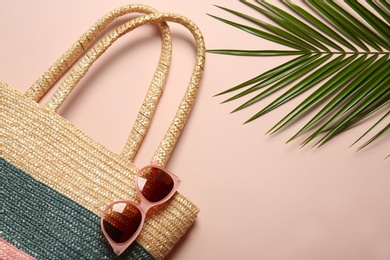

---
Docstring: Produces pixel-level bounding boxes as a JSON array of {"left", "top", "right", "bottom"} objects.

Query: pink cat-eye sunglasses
[{"left": 101, "top": 161, "right": 181, "bottom": 256}]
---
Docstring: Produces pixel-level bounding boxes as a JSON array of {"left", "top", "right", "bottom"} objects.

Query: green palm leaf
[
  {"left": 284, "top": 0, "right": 357, "bottom": 51},
  {"left": 208, "top": 0, "right": 390, "bottom": 155},
  {"left": 355, "top": 110, "right": 390, "bottom": 151},
  {"left": 214, "top": 54, "right": 312, "bottom": 96},
  {"left": 226, "top": 54, "right": 321, "bottom": 104}
]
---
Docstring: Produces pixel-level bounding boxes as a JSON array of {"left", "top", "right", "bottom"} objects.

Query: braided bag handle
[
  {"left": 24, "top": 5, "right": 172, "bottom": 162},
  {"left": 25, "top": 4, "right": 167, "bottom": 102},
  {"left": 43, "top": 11, "right": 205, "bottom": 167}
]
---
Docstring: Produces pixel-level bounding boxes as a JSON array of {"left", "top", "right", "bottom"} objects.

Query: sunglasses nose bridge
[{"left": 138, "top": 198, "right": 153, "bottom": 213}]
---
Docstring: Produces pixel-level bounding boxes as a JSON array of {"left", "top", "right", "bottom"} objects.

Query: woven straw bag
[{"left": 0, "top": 4, "right": 205, "bottom": 260}]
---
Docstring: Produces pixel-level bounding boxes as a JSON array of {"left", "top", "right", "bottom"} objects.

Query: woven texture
[
  {"left": 0, "top": 238, "right": 36, "bottom": 260},
  {"left": 0, "top": 4, "right": 205, "bottom": 260},
  {"left": 0, "top": 158, "right": 154, "bottom": 260}
]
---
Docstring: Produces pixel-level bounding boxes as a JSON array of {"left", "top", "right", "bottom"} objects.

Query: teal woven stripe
[{"left": 0, "top": 157, "right": 155, "bottom": 260}]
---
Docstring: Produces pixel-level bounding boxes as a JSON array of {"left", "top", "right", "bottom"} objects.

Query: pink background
[{"left": 1, "top": 1, "right": 390, "bottom": 259}]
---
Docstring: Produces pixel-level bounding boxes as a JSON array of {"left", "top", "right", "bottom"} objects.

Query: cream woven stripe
[
  {"left": 1, "top": 83, "right": 199, "bottom": 260},
  {"left": 24, "top": 5, "right": 173, "bottom": 163},
  {"left": 45, "top": 12, "right": 206, "bottom": 167}
]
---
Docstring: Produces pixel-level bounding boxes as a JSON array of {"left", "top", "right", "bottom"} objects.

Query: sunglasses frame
[{"left": 101, "top": 162, "right": 181, "bottom": 256}]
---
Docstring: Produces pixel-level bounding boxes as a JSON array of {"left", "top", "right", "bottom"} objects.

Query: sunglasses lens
[
  {"left": 102, "top": 202, "right": 142, "bottom": 243},
  {"left": 138, "top": 167, "right": 174, "bottom": 203}
]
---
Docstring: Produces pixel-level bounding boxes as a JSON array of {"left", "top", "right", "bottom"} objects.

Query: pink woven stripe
[{"left": 0, "top": 238, "right": 35, "bottom": 260}]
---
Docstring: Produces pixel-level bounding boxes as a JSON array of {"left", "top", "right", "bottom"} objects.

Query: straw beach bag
[{"left": 0, "top": 4, "right": 205, "bottom": 259}]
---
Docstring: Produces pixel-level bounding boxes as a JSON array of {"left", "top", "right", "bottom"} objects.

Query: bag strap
[
  {"left": 24, "top": 4, "right": 168, "bottom": 102},
  {"left": 43, "top": 12, "right": 205, "bottom": 167},
  {"left": 23, "top": 5, "right": 173, "bottom": 163}
]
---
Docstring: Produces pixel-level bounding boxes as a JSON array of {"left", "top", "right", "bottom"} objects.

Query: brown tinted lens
[
  {"left": 102, "top": 202, "right": 142, "bottom": 244},
  {"left": 138, "top": 167, "right": 174, "bottom": 203}
]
